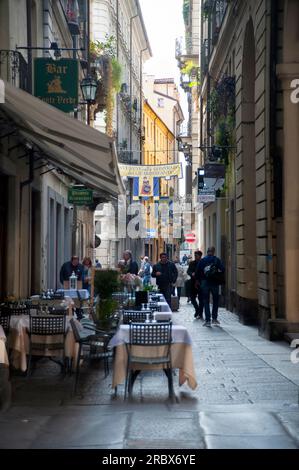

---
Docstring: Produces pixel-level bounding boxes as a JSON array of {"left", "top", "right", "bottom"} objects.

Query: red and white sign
[{"left": 185, "top": 232, "right": 197, "bottom": 244}]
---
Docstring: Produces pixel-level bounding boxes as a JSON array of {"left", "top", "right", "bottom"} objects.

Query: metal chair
[
  {"left": 27, "top": 315, "right": 67, "bottom": 376},
  {"left": 70, "top": 318, "right": 112, "bottom": 394},
  {"left": 124, "top": 321, "right": 174, "bottom": 399},
  {"left": 148, "top": 303, "right": 162, "bottom": 312},
  {"left": 0, "top": 312, "right": 11, "bottom": 336},
  {"left": 47, "top": 307, "right": 68, "bottom": 316},
  {"left": 3, "top": 305, "right": 28, "bottom": 316},
  {"left": 122, "top": 310, "right": 152, "bottom": 324}
]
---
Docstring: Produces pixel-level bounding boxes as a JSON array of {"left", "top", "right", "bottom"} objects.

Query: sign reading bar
[
  {"left": 198, "top": 190, "right": 216, "bottom": 204},
  {"left": 119, "top": 163, "right": 183, "bottom": 179},
  {"left": 34, "top": 58, "right": 78, "bottom": 112},
  {"left": 68, "top": 188, "right": 93, "bottom": 206}
]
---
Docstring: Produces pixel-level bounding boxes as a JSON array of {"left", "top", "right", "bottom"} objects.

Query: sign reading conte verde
[
  {"left": 34, "top": 58, "right": 78, "bottom": 112},
  {"left": 68, "top": 188, "right": 93, "bottom": 206}
]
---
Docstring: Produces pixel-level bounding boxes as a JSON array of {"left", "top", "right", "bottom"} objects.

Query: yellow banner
[{"left": 119, "top": 163, "right": 182, "bottom": 178}]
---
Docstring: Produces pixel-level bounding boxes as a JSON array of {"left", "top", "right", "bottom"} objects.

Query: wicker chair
[
  {"left": 27, "top": 315, "right": 67, "bottom": 376},
  {"left": 124, "top": 321, "right": 173, "bottom": 399}
]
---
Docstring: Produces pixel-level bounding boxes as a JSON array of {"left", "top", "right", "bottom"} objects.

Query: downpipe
[{"left": 265, "top": 0, "right": 276, "bottom": 321}]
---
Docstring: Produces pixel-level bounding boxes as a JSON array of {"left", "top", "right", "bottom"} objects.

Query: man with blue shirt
[{"left": 195, "top": 247, "right": 225, "bottom": 327}]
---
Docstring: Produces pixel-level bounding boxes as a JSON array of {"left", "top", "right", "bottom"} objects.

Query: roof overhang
[{"left": 0, "top": 81, "right": 125, "bottom": 200}]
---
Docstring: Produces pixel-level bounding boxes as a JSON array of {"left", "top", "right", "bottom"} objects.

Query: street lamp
[{"left": 80, "top": 75, "right": 98, "bottom": 125}]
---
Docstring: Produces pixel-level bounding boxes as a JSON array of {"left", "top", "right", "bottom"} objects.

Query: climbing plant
[
  {"left": 209, "top": 75, "right": 236, "bottom": 165},
  {"left": 90, "top": 35, "right": 122, "bottom": 135}
]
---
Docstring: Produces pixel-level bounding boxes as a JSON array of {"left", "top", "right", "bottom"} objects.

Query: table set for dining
[
  {"left": 0, "top": 291, "right": 198, "bottom": 398},
  {"left": 107, "top": 293, "right": 198, "bottom": 395}
]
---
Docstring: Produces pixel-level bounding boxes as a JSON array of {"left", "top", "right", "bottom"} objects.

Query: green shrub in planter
[
  {"left": 94, "top": 269, "right": 121, "bottom": 327},
  {"left": 94, "top": 269, "right": 121, "bottom": 299}
]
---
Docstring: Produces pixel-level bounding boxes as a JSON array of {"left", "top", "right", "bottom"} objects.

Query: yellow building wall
[{"left": 142, "top": 102, "right": 177, "bottom": 262}]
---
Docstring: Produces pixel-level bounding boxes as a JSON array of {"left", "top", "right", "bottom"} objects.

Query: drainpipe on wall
[
  {"left": 26, "top": 0, "right": 33, "bottom": 94},
  {"left": 266, "top": 0, "right": 276, "bottom": 320},
  {"left": 19, "top": 149, "right": 35, "bottom": 297}
]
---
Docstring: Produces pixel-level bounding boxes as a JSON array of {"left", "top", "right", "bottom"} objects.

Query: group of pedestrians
[
  {"left": 59, "top": 248, "right": 224, "bottom": 326},
  {"left": 186, "top": 247, "right": 225, "bottom": 327}
]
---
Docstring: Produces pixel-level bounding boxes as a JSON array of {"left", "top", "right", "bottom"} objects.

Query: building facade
[
  {"left": 199, "top": 0, "right": 299, "bottom": 339},
  {"left": 0, "top": 0, "right": 123, "bottom": 298},
  {"left": 177, "top": 0, "right": 202, "bottom": 253},
  {"left": 91, "top": 0, "right": 152, "bottom": 266}
]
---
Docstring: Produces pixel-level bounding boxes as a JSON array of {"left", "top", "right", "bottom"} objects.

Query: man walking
[
  {"left": 195, "top": 247, "right": 225, "bottom": 327},
  {"left": 152, "top": 253, "right": 178, "bottom": 306},
  {"left": 187, "top": 250, "right": 204, "bottom": 319}
]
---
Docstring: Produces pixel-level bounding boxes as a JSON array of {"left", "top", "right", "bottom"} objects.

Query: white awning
[{"left": 0, "top": 81, "right": 125, "bottom": 199}]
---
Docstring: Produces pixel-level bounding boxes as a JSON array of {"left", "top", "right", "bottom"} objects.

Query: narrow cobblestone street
[{"left": 1, "top": 301, "right": 299, "bottom": 449}]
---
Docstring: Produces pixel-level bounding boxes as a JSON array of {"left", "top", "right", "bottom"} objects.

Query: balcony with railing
[
  {"left": 201, "top": 0, "right": 229, "bottom": 75},
  {"left": 0, "top": 50, "right": 30, "bottom": 92}
]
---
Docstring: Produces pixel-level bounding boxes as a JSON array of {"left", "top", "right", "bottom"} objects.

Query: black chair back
[
  {"left": 129, "top": 321, "right": 172, "bottom": 346},
  {"left": 29, "top": 315, "right": 66, "bottom": 336},
  {"left": 123, "top": 310, "right": 152, "bottom": 324},
  {"left": 148, "top": 302, "right": 162, "bottom": 312},
  {"left": 70, "top": 318, "right": 81, "bottom": 342}
]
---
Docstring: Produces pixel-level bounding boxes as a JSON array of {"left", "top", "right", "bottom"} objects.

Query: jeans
[
  {"left": 159, "top": 285, "right": 172, "bottom": 307},
  {"left": 143, "top": 276, "right": 151, "bottom": 286},
  {"left": 201, "top": 280, "right": 219, "bottom": 322},
  {"left": 190, "top": 287, "right": 204, "bottom": 317},
  {"left": 172, "top": 286, "right": 182, "bottom": 301}
]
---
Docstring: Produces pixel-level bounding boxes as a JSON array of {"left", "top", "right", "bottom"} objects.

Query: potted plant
[{"left": 94, "top": 269, "right": 120, "bottom": 327}]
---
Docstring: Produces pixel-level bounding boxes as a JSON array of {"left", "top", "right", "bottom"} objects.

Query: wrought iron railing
[{"left": 0, "top": 50, "right": 30, "bottom": 92}]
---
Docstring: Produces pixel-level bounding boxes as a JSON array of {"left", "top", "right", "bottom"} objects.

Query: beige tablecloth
[
  {"left": 8, "top": 315, "right": 78, "bottom": 372},
  {"left": 0, "top": 326, "right": 9, "bottom": 367},
  {"left": 110, "top": 325, "right": 197, "bottom": 390}
]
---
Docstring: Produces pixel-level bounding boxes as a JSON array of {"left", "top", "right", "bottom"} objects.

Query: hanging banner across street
[{"left": 119, "top": 163, "right": 183, "bottom": 179}]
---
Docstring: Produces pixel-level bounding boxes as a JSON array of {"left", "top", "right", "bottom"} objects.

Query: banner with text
[{"left": 119, "top": 163, "right": 183, "bottom": 179}]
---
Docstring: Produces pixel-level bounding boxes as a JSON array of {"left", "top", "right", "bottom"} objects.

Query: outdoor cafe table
[
  {"left": 109, "top": 324, "right": 197, "bottom": 391},
  {"left": 0, "top": 325, "right": 9, "bottom": 367},
  {"left": 31, "top": 295, "right": 74, "bottom": 316},
  {"left": 7, "top": 315, "right": 78, "bottom": 372}
]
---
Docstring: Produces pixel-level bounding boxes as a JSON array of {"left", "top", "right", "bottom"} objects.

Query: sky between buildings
[{"left": 139, "top": 0, "right": 187, "bottom": 195}]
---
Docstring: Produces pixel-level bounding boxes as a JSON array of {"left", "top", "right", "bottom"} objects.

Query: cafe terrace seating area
[{"left": 0, "top": 289, "right": 197, "bottom": 405}]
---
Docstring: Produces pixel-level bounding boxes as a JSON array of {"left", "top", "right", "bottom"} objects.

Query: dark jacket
[
  {"left": 125, "top": 260, "right": 139, "bottom": 275},
  {"left": 60, "top": 261, "right": 84, "bottom": 285},
  {"left": 152, "top": 261, "right": 178, "bottom": 288},
  {"left": 187, "top": 260, "right": 199, "bottom": 284},
  {"left": 187, "top": 259, "right": 200, "bottom": 294},
  {"left": 195, "top": 255, "right": 224, "bottom": 284}
]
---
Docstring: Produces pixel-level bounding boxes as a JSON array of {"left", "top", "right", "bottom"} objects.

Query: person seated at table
[
  {"left": 60, "top": 256, "right": 84, "bottom": 287},
  {"left": 152, "top": 253, "right": 178, "bottom": 307},
  {"left": 82, "top": 257, "right": 93, "bottom": 293}
]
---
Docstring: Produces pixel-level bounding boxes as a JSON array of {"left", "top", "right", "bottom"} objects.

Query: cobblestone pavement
[{"left": 1, "top": 301, "right": 299, "bottom": 449}]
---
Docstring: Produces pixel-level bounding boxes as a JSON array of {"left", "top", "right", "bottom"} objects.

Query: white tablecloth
[
  {"left": 56, "top": 289, "right": 90, "bottom": 300},
  {"left": 8, "top": 315, "right": 78, "bottom": 372},
  {"left": 109, "top": 324, "right": 192, "bottom": 348},
  {"left": 109, "top": 324, "right": 197, "bottom": 390}
]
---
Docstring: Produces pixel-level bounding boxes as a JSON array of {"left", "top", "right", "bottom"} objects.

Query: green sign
[
  {"left": 34, "top": 58, "right": 78, "bottom": 112},
  {"left": 68, "top": 188, "right": 93, "bottom": 206}
]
